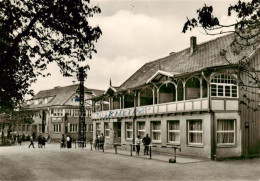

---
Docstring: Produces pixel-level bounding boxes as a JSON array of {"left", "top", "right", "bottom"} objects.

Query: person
[
  {"left": 99, "top": 133, "right": 105, "bottom": 150},
  {"left": 17, "top": 134, "right": 22, "bottom": 145},
  {"left": 61, "top": 134, "right": 65, "bottom": 148},
  {"left": 42, "top": 136, "right": 46, "bottom": 148},
  {"left": 135, "top": 135, "right": 142, "bottom": 155},
  {"left": 38, "top": 135, "right": 42, "bottom": 148},
  {"left": 94, "top": 135, "right": 99, "bottom": 150},
  {"left": 66, "top": 135, "right": 71, "bottom": 149},
  {"left": 142, "top": 133, "right": 151, "bottom": 155},
  {"left": 28, "top": 136, "right": 34, "bottom": 148}
]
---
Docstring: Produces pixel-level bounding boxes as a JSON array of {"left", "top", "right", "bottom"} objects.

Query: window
[
  {"left": 85, "top": 124, "right": 88, "bottom": 132},
  {"left": 27, "top": 125, "right": 30, "bottom": 131},
  {"left": 89, "top": 124, "right": 93, "bottom": 132},
  {"left": 53, "top": 124, "right": 61, "bottom": 133},
  {"left": 168, "top": 121, "right": 180, "bottom": 144},
  {"left": 70, "top": 124, "right": 78, "bottom": 132},
  {"left": 38, "top": 125, "right": 42, "bottom": 133},
  {"left": 137, "top": 122, "right": 145, "bottom": 139},
  {"left": 125, "top": 122, "right": 133, "bottom": 139},
  {"left": 22, "top": 125, "right": 25, "bottom": 131},
  {"left": 86, "top": 109, "right": 92, "bottom": 117},
  {"left": 96, "top": 123, "right": 101, "bottom": 135},
  {"left": 53, "top": 109, "right": 63, "bottom": 116},
  {"left": 217, "top": 119, "right": 235, "bottom": 145},
  {"left": 65, "top": 109, "right": 80, "bottom": 117},
  {"left": 188, "top": 120, "right": 203, "bottom": 145},
  {"left": 211, "top": 74, "right": 238, "bottom": 97},
  {"left": 105, "top": 123, "right": 110, "bottom": 138},
  {"left": 151, "top": 121, "right": 161, "bottom": 142}
]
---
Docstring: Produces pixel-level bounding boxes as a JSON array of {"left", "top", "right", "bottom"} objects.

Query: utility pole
[
  {"left": 132, "top": 93, "right": 137, "bottom": 151},
  {"left": 77, "top": 67, "right": 86, "bottom": 147}
]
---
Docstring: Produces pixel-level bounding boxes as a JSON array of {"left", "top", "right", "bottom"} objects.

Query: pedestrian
[
  {"left": 61, "top": 134, "right": 65, "bottom": 148},
  {"left": 99, "top": 133, "right": 105, "bottom": 150},
  {"left": 18, "top": 134, "right": 22, "bottom": 145},
  {"left": 135, "top": 135, "right": 142, "bottom": 155},
  {"left": 94, "top": 135, "right": 99, "bottom": 150},
  {"left": 38, "top": 135, "right": 42, "bottom": 148},
  {"left": 42, "top": 136, "right": 46, "bottom": 148},
  {"left": 142, "top": 133, "right": 151, "bottom": 155},
  {"left": 28, "top": 136, "right": 35, "bottom": 148},
  {"left": 66, "top": 135, "right": 71, "bottom": 149}
]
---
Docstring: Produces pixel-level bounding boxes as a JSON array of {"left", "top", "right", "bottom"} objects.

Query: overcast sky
[{"left": 30, "top": 0, "right": 239, "bottom": 94}]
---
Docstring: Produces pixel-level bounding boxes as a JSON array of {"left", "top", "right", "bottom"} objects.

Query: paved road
[{"left": 0, "top": 142, "right": 259, "bottom": 181}]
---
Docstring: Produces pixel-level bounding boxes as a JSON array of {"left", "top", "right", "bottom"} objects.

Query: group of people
[
  {"left": 94, "top": 133, "right": 105, "bottom": 150},
  {"left": 135, "top": 133, "right": 151, "bottom": 155},
  {"left": 61, "top": 134, "right": 72, "bottom": 148},
  {"left": 28, "top": 135, "right": 48, "bottom": 148}
]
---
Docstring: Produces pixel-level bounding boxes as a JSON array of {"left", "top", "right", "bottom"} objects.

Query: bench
[
  {"left": 74, "top": 141, "right": 86, "bottom": 148},
  {"left": 161, "top": 145, "right": 181, "bottom": 163},
  {"left": 113, "top": 143, "right": 126, "bottom": 154}
]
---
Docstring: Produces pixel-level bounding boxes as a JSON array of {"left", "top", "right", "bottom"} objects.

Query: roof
[
  {"left": 27, "top": 84, "right": 104, "bottom": 109},
  {"left": 120, "top": 33, "right": 255, "bottom": 89}
]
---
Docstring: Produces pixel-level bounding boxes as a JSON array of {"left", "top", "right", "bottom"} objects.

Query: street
[{"left": 0, "top": 142, "right": 259, "bottom": 181}]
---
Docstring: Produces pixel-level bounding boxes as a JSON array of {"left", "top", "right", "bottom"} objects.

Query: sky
[{"left": 30, "top": 0, "right": 239, "bottom": 95}]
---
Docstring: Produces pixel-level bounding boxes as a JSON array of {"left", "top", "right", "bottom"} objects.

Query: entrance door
[{"left": 113, "top": 122, "right": 121, "bottom": 143}]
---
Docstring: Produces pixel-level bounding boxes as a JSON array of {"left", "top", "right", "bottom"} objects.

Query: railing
[{"left": 92, "top": 98, "right": 209, "bottom": 120}]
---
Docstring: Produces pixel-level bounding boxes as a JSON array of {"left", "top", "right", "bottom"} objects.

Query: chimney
[{"left": 190, "top": 36, "right": 197, "bottom": 54}]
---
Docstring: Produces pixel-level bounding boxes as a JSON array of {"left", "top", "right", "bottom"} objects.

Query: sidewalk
[{"left": 84, "top": 143, "right": 209, "bottom": 164}]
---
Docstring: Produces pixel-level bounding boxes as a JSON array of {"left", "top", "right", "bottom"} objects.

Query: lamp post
[
  {"left": 77, "top": 67, "right": 87, "bottom": 147},
  {"left": 132, "top": 93, "right": 137, "bottom": 151}
]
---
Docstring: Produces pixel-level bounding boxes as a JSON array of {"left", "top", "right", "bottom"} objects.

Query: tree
[
  {"left": 183, "top": 0, "right": 260, "bottom": 110},
  {"left": 0, "top": 0, "right": 102, "bottom": 113}
]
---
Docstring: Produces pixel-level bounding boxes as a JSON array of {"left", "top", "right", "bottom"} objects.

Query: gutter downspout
[{"left": 202, "top": 72, "right": 216, "bottom": 160}]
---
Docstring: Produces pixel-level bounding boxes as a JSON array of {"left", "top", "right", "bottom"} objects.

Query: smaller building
[{"left": 22, "top": 84, "right": 104, "bottom": 142}]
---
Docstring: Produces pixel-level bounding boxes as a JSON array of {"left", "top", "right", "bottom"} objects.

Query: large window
[
  {"left": 65, "top": 109, "right": 80, "bottom": 117},
  {"left": 96, "top": 123, "right": 101, "bottom": 135},
  {"left": 105, "top": 123, "right": 110, "bottom": 138},
  {"left": 53, "top": 124, "right": 61, "bottom": 133},
  {"left": 217, "top": 119, "right": 235, "bottom": 145},
  {"left": 125, "top": 122, "right": 133, "bottom": 139},
  {"left": 211, "top": 74, "right": 238, "bottom": 98},
  {"left": 168, "top": 121, "right": 180, "bottom": 144},
  {"left": 70, "top": 124, "right": 78, "bottom": 132},
  {"left": 53, "top": 109, "right": 63, "bottom": 116},
  {"left": 188, "top": 120, "right": 203, "bottom": 145},
  {"left": 137, "top": 122, "right": 145, "bottom": 139},
  {"left": 151, "top": 121, "right": 161, "bottom": 142}
]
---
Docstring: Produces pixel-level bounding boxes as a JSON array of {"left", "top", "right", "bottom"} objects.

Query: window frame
[
  {"left": 151, "top": 121, "right": 161, "bottom": 142},
  {"left": 187, "top": 120, "right": 203, "bottom": 146},
  {"left": 104, "top": 122, "right": 110, "bottom": 138},
  {"left": 168, "top": 120, "right": 180, "bottom": 144},
  {"left": 137, "top": 121, "right": 146, "bottom": 139},
  {"left": 53, "top": 123, "right": 61, "bottom": 133},
  {"left": 69, "top": 124, "right": 78, "bottom": 133},
  {"left": 96, "top": 123, "right": 101, "bottom": 135},
  {"left": 217, "top": 119, "right": 236, "bottom": 146},
  {"left": 125, "top": 122, "right": 133, "bottom": 140}
]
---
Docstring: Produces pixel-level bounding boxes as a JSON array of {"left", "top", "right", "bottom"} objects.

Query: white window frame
[
  {"left": 211, "top": 74, "right": 238, "bottom": 98},
  {"left": 104, "top": 123, "right": 110, "bottom": 138},
  {"left": 53, "top": 109, "right": 64, "bottom": 116},
  {"left": 69, "top": 124, "right": 78, "bottom": 133},
  {"left": 168, "top": 120, "right": 180, "bottom": 144},
  {"left": 188, "top": 120, "right": 203, "bottom": 146},
  {"left": 217, "top": 119, "right": 236, "bottom": 146},
  {"left": 125, "top": 122, "right": 133, "bottom": 140},
  {"left": 53, "top": 124, "right": 61, "bottom": 133},
  {"left": 137, "top": 121, "right": 145, "bottom": 139},
  {"left": 96, "top": 123, "right": 101, "bottom": 135},
  {"left": 151, "top": 121, "right": 161, "bottom": 142},
  {"left": 89, "top": 124, "right": 93, "bottom": 132}
]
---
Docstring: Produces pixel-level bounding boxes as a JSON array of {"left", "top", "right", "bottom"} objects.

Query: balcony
[{"left": 92, "top": 98, "right": 209, "bottom": 120}]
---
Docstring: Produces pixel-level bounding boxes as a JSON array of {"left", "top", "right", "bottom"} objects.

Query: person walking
[
  {"left": 135, "top": 135, "right": 142, "bottom": 155},
  {"left": 94, "top": 135, "right": 99, "bottom": 150},
  {"left": 28, "top": 136, "right": 34, "bottom": 148},
  {"left": 142, "top": 134, "right": 151, "bottom": 155},
  {"left": 99, "top": 133, "right": 105, "bottom": 150},
  {"left": 66, "top": 135, "right": 71, "bottom": 149},
  {"left": 61, "top": 134, "right": 65, "bottom": 148},
  {"left": 42, "top": 136, "right": 46, "bottom": 148},
  {"left": 38, "top": 135, "right": 42, "bottom": 148}
]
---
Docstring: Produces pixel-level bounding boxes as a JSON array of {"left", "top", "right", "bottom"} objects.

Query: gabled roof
[
  {"left": 120, "top": 33, "right": 255, "bottom": 89},
  {"left": 146, "top": 70, "right": 179, "bottom": 84},
  {"left": 26, "top": 84, "right": 104, "bottom": 109}
]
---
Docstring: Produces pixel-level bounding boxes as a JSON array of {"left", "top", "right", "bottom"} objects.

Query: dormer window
[{"left": 211, "top": 74, "right": 238, "bottom": 98}]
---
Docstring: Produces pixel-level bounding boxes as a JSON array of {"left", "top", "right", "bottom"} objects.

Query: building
[
  {"left": 22, "top": 84, "right": 104, "bottom": 142},
  {"left": 91, "top": 34, "right": 260, "bottom": 159}
]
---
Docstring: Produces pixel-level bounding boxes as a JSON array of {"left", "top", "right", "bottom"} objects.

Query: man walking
[
  {"left": 142, "top": 134, "right": 151, "bottom": 155},
  {"left": 99, "top": 133, "right": 105, "bottom": 150},
  {"left": 28, "top": 136, "right": 34, "bottom": 148}
]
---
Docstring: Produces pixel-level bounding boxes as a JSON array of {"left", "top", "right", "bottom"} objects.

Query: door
[{"left": 113, "top": 122, "right": 121, "bottom": 143}]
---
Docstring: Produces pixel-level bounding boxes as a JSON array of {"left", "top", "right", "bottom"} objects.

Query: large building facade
[
  {"left": 91, "top": 34, "right": 260, "bottom": 159},
  {"left": 22, "top": 84, "right": 103, "bottom": 142}
]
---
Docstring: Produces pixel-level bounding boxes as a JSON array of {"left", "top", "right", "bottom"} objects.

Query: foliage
[
  {"left": 183, "top": 0, "right": 260, "bottom": 110},
  {"left": 0, "top": 0, "right": 102, "bottom": 112}
]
